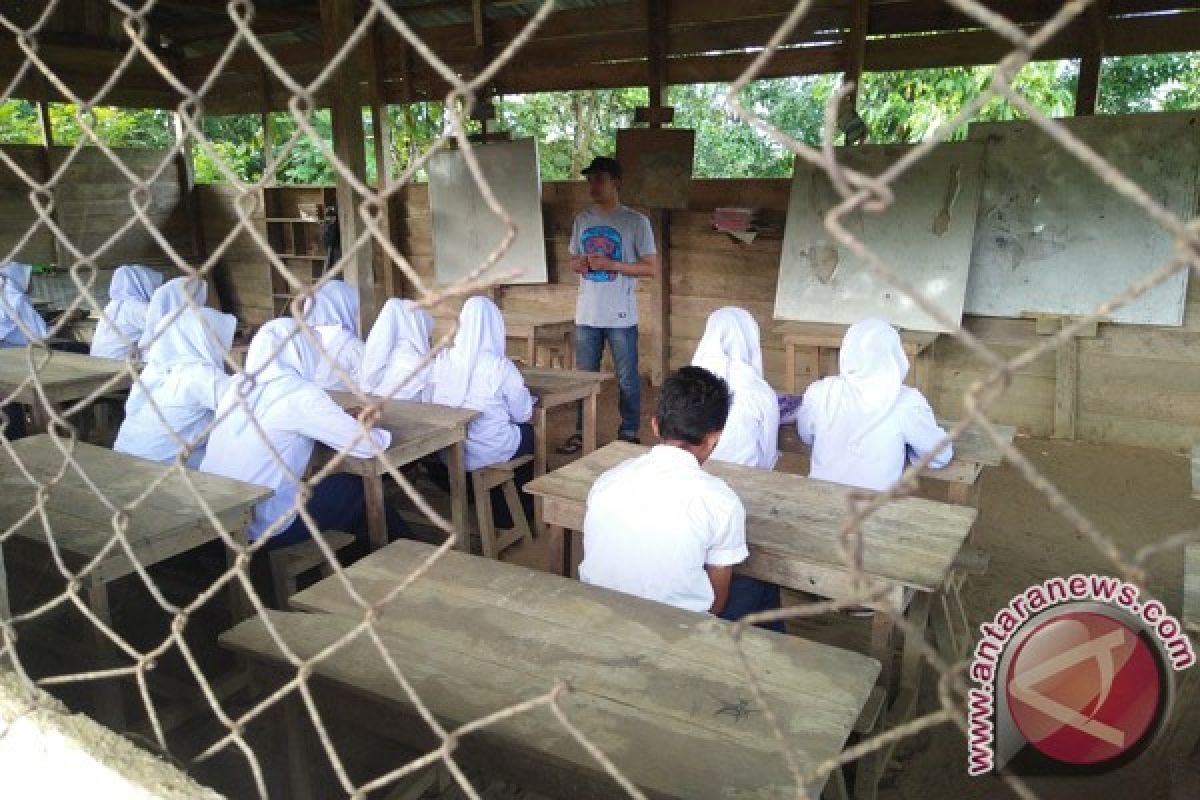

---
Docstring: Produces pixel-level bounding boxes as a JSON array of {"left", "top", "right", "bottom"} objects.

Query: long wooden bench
[{"left": 220, "top": 539, "right": 881, "bottom": 800}]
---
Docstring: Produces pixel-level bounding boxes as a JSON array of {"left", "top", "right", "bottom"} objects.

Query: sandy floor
[{"left": 8, "top": 377, "right": 1198, "bottom": 799}]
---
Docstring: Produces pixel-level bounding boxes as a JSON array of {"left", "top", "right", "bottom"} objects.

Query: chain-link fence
[{"left": 0, "top": 1, "right": 1197, "bottom": 799}]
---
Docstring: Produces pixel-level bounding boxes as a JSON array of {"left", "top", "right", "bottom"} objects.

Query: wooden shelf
[{"left": 266, "top": 217, "right": 320, "bottom": 223}]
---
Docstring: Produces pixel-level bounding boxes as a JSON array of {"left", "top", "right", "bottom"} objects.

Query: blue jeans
[{"left": 575, "top": 324, "right": 640, "bottom": 438}]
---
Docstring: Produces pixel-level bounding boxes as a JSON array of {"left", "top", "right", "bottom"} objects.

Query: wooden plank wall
[
  {"left": 0, "top": 144, "right": 192, "bottom": 271},
  {"left": 206, "top": 177, "right": 1198, "bottom": 453},
  {"left": 196, "top": 184, "right": 273, "bottom": 326}
]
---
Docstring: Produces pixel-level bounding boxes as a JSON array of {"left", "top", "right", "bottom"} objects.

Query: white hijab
[
  {"left": 823, "top": 318, "right": 910, "bottom": 446},
  {"left": 139, "top": 276, "right": 208, "bottom": 351},
  {"left": 691, "top": 307, "right": 764, "bottom": 391},
  {"left": 108, "top": 265, "right": 163, "bottom": 305},
  {"left": 127, "top": 306, "right": 236, "bottom": 416},
  {"left": 0, "top": 262, "right": 48, "bottom": 345},
  {"left": 360, "top": 298, "right": 434, "bottom": 397},
  {"left": 429, "top": 296, "right": 506, "bottom": 408},
  {"left": 216, "top": 318, "right": 319, "bottom": 436},
  {"left": 303, "top": 280, "right": 360, "bottom": 336}
]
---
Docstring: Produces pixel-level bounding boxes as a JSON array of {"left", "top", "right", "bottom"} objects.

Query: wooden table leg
[
  {"left": 86, "top": 581, "right": 126, "bottom": 731},
  {"left": 945, "top": 479, "right": 971, "bottom": 506},
  {"left": 546, "top": 524, "right": 570, "bottom": 577},
  {"left": 582, "top": 391, "right": 598, "bottom": 455},
  {"left": 447, "top": 441, "right": 469, "bottom": 551},
  {"left": 785, "top": 343, "right": 797, "bottom": 393},
  {"left": 527, "top": 330, "right": 538, "bottom": 368},
  {"left": 565, "top": 329, "right": 576, "bottom": 369},
  {"left": 0, "top": 543, "right": 8, "bottom": 620},
  {"left": 362, "top": 476, "right": 388, "bottom": 551},
  {"left": 533, "top": 406, "right": 548, "bottom": 539},
  {"left": 282, "top": 692, "right": 315, "bottom": 800},
  {"left": 914, "top": 343, "right": 934, "bottom": 396},
  {"left": 868, "top": 607, "right": 897, "bottom": 693},
  {"left": 813, "top": 346, "right": 827, "bottom": 382},
  {"left": 30, "top": 400, "right": 52, "bottom": 434}
]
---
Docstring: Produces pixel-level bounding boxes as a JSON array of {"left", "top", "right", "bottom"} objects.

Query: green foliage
[{"left": 2, "top": 53, "right": 1196, "bottom": 183}]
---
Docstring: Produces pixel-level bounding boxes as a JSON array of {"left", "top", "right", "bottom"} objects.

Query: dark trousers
[{"left": 719, "top": 574, "right": 785, "bottom": 633}]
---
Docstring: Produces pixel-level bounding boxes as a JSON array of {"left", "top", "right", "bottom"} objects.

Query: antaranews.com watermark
[{"left": 967, "top": 573, "right": 1194, "bottom": 776}]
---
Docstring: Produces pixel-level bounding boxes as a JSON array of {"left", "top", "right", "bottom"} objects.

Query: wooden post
[
  {"left": 36, "top": 99, "right": 68, "bottom": 271},
  {"left": 260, "top": 67, "right": 276, "bottom": 179},
  {"left": 320, "top": 0, "right": 378, "bottom": 328},
  {"left": 370, "top": 24, "right": 396, "bottom": 301},
  {"left": 1074, "top": 0, "right": 1108, "bottom": 116},
  {"left": 840, "top": 0, "right": 870, "bottom": 144},
  {"left": 172, "top": 113, "right": 211, "bottom": 295},
  {"left": 646, "top": 0, "right": 670, "bottom": 387}
]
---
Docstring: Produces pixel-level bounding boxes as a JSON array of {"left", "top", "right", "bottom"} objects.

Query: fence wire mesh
[{"left": 0, "top": 1, "right": 1196, "bottom": 799}]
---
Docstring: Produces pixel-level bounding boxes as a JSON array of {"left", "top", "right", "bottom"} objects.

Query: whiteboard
[
  {"left": 774, "top": 143, "right": 984, "bottom": 332},
  {"left": 428, "top": 138, "right": 548, "bottom": 286},
  {"left": 965, "top": 112, "right": 1198, "bottom": 326}
]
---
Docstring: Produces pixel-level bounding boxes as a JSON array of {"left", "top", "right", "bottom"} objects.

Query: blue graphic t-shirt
[{"left": 570, "top": 205, "right": 656, "bottom": 328}]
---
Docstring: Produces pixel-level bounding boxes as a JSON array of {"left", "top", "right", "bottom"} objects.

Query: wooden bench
[
  {"left": 220, "top": 539, "right": 881, "bottom": 800},
  {"left": 471, "top": 455, "right": 534, "bottom": 559},
  {"left": 267, "top": 531, "right": 356, "bottom": 609}
]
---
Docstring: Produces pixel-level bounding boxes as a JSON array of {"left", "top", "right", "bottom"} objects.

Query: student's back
[
  {"left": 304, "top": 280, "right": 364, "bottom": 391},
  {"left": 796, "top": 318, "right": 950, "bottom": 491},
  {"left": 360, "top": 298, "right": 434, "bottom": 401},
  {"left": 428, "top": 297, "right": 532, "bottom": 471},
  {"left": 580, "top": 443, "right": 745, "bottom": 612},
  {"left": 114, "top": 306, "right": 236, "bottom": 468},
  {"left": 90, "top": 265, "right": 163, "bottom": 360},
  {"left": 691, "top": 307, "right": 779, "bottom": 469}
]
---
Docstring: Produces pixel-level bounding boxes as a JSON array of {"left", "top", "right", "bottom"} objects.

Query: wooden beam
[
  {"left": 646, "top": 0, "right": 667, "bottom": 121},
  {"left": 370, "top": 23, "right": 397, "bottom": 302},
  {"left": 1074, "top": 0, "right": 1109, "bottom": 116},
  {"left": 844, "top": 0, "right": 869, "bottom": 102},
  {"left": 173, "top": 112, "right": 209, "bottom": 291},
  {"left": 35, "top": 99, "right": 68, "bottom": 271},
  {"left": 320, "top": 0, "right": 378, "bottom": 328}
]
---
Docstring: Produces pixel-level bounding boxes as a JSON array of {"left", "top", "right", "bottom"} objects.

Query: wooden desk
[
  {"left": 520, "top": 367, "right": 612, "bottom": 477},
  {"left": 0, "top": 434, "right": 269, "bottom": 727},
  {"left": 222, "top": 539, "right": 880, "bottom": 800},
  {"left": 777, "top": 321, "right": 939, "bottom": 396},
  {"left": 1184, "top": 545, "right": 1200, "bottom": 635},
  {"left": 0, "top": 348, "right": 134, "bottom": 432},
  {"left": 321, "top": 393, "right": 478, "bottom": 551},
  {"left": 503, "top": 310, "right": 575, "bottom": 368},
  {"left": 526, "top": 442, "right": 975, "bottom": 688},
  {"left": 927, "top": 418, "right": 1016, "bottom": 505}
]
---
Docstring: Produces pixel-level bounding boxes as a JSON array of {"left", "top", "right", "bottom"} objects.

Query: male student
[
  {"left": 557, "top": 156, "right": 658, "bottom": 454},
  {"left": 579, "top": 366, "right": 781, "bottom": 626}
]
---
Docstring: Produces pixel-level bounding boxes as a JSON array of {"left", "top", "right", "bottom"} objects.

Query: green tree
[
  {"left": 0, "top": 99, "right": 41, "bottom": 144},
  {"left": 1099, "top": 52, "right": 1200, "bottom": 113}
]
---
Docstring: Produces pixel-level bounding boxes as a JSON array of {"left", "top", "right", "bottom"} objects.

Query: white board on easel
[
  {"left": 774, "top": 142, "right": 985, "bottom": 333},
  {"left": 427, "top": 138, "right": 548, "bottom": 286}
]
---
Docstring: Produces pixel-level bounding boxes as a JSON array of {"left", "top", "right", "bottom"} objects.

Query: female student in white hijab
[
  {"left": 200, "top": 318, "right": 409, "bottom": 602},
  {"left": 0, "top": 262, "right": 51, "bottom": 439},
  {"left": 90, "top": 265, "right": 164, "bottom": 360},
  {"left": 426, "top": 296, "right": 535, "bottom": 528},
  {"left": 113, "top": 305, "right": 236, "bottom": 468},
  {"left": 138, "top": 275, "right": 208, "bottom": 353},
  {"left": 303, "top": 279, "right": 364, "bottom": 391},
  {"left": 795, "top": 317, "right": 952, "bottom": 492},
  {"left": 691, "top": 307, "right": 780, "bottom": 470},
  {"left": 360, "top": 298, "right": 434, "bottom": 401}
]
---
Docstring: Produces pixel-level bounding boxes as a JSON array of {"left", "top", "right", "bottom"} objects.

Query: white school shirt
[
  {"left": 114, "top": 364, "right": 231, "bottom": 468},
  {"left": 90, "top": 265, "right": 163, "bottom": 360},
  {"left": 311, "top": 325, "right": 364, "bottom": 391},
  {"left": 691, "top": 307, "right": 780, "bottom": 470},
  {"left": 432, "top": 357, "right": 532, "bottom": 471},
  {"left": 200, "top": 382, "right": 390, "bottom": 541},
  {"left": 579, "top": 445, "right": 749, "bottom": 614},
  {"left": 710, "top": 377, "right": 780, "bottom": 469},
  {"left": 796, "top": 382, "right": 952, "bottom": 491},
  {"left": 0, "top": 262, "right": 48, "bottom": 347}
]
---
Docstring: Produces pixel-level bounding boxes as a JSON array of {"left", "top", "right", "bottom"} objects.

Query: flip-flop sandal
[{"left": 555, "top": 433, "right": 583, "bottom": 455}]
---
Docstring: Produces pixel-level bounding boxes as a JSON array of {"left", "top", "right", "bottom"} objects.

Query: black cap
[{"left": 582, "top": 156, "right": 622, "bottom": 180}]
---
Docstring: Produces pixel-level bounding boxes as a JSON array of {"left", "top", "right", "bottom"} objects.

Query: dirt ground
[{"left": 9, "top": 377, "right": 1199, "bottom": 799}]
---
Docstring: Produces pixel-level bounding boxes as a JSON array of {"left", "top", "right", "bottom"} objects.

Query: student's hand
[
  {"left": 570, "top": 254, "right": 589, "bottom": 275},
  {"left": 586, "top": 253, "right": 618, "bottom": 274}
]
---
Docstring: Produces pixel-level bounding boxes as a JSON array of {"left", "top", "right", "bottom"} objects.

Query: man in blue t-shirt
[{"left": 557, "top": 156, "right": 659, "bottom": 453}]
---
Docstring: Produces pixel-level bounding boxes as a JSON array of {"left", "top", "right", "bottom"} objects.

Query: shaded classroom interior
[{"left": 0, "top": 1, "right": 1199, "bottom": 799}]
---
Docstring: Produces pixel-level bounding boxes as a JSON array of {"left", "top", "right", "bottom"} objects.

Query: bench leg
[
  {"left": 282, "top": 693, "right": 315, "bottom": 800},
  {"left": 474, "top": 475, "right": 497, "bottom": 559},
  {"left": 547, "top": 525, "right": 569, "bottom": 577},
  {"left": 501, "top": 480, "right": 533, "bottom": 547}
]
